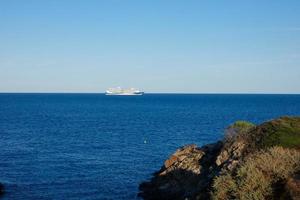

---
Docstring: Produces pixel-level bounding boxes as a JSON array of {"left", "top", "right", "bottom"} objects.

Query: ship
[{"left": 105, "top": 87, "right": 144, "bottom": 95}]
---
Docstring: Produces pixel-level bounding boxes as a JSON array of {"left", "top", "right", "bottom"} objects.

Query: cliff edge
[{"left": 139, "top": 116, "right": 300, "bottom": 200}]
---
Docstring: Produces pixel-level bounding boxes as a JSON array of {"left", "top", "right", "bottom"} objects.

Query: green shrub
[
  {"left": 259, "top": 117, "right": 300, "bottom": 148},
  {"left": 225, "top": 121, "right": 255, "bottom": 142},
  {"left": 231, "top": 121, "right": 255, "bottom": 129}
]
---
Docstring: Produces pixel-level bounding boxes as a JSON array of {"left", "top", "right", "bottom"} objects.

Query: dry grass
[
  {"left": 211, "top": 173, "right": 236, "bottom": 200},
  {"left": 212, "top": 146, "right": 300, "bottom": 200}
]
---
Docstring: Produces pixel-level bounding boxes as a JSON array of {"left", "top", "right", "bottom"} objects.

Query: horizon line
[{"left": 0, "top": 92, "right": 300, "bottom": 95}]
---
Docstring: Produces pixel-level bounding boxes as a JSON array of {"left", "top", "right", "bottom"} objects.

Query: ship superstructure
[{"left": 105, "top": 87, "right": 144, "bottom": 95}]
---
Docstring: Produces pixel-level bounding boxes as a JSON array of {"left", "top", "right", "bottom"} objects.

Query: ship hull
[{"left": 105, "top": 92, "right": 144, "bottom": 96}]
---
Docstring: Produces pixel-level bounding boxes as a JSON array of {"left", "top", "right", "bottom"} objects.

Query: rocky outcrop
[
  {"left": 139, "top": 116, "right": 300, "bottom": 200},
  {"left": 215, "top": 140, "right": 245, "bottom": 171},
  {"left": 139, "top": 143, "right": 222, "bottom": 200},
  {"left": 285, "top": 173, "right": 300, "bottom": 200},
  {"left": 162, "top": 144, "right": 204, "bottom": 174},
  {"left": 139, "top": 121, "right": 253, "bottom": 200}
]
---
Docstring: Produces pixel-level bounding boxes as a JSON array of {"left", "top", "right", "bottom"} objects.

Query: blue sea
[{"left": 0, "top": 94, "right": 300, "bottom": 200}]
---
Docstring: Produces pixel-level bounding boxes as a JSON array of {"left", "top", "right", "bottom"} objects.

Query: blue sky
[{"left": 0, "top": 0, "right": 300, "bottom": 93}]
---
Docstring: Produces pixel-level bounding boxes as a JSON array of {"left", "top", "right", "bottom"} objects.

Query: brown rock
[
  {"left": 164, "top": 155, "right": 179, "bottom": 168},
  {"left": 286, "top": 174, "right": 300, "bottom": 200},
  {"left": 215, "top": 140, "right": 245, "bottom": 169},
  {"left": 216, "top": 150, "right": 228, "bottom": 166},
  {"left": 138, "top": 143, "right": 222, "bottom": 200}
]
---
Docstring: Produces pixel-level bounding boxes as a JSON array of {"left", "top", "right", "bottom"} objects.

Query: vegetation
[
  {"left": 225, "top": 117, "right": 300, "bottom": 150},
  {"left": 224, "top": 120, "right": 255, "bottom": 142},
  {"left": 212, "top": 146, "right": 300, "bottom": 200},
  {"left": 258, "top": 117, "right": 300, "bottom": 148},
  {"left": 230, "top": 121, "right": 255, "bottom": 129},
  {"left": 140, "top": 117, "right": 300, "bottom": 200}
]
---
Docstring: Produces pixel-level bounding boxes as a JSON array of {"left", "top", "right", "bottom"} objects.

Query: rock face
[
  {"left": 285, "top": 173, "right": 300, "bottom": 200},
  {"left": 215, "top": 140, "right": 245, "bottom": 171},
  {"left": 162, "top": 144, "right": 204, "bottom": 175},
  {"left": 139, "top": 142, "right": 223, "bottom": 200},
  {"left": 139, "top": 116, "right": 300, "bottom": 200}
]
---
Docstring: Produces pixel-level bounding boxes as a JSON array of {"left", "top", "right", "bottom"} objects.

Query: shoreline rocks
[
  {"left": 139, "top": 116, "right": 300, "bottom": 200},
  {"left": 285, "top": 173, "right": 300, "bottom": 199},
  {"left": 139, "top": 142, "right": 223, "bottom": 200}
]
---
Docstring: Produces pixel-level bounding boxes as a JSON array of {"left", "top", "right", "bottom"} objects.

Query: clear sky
[{"left": 0, "top": 0, "right": 300, "bottom": 93}]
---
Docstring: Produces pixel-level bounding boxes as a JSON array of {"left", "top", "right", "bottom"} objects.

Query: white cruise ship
[{"left": 105, "top": 87, "right": 144, "bottom": 95}]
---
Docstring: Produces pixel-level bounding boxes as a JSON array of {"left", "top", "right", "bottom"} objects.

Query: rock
[
  {"left": 139, "top": 143, "right": 222, "bottom": 200},
  {"left": 285, "top": 173, "right": 300, "bottom": 200},
  {"left": 164, "top": 155, "right": 179, "bottom": 168},
  {"left": 159, "top": 144, "right": 205, "bottom": 176},
  {"left": 226, "top": 160, "right": 239, "bottom": 171},
  {"left": 215, "top": 150, "right": 228, "bottom": 166},
  {"left": 215, "top": 140, "right": 246, "bottom": 174},
  {"left": 139, "top": 116, "right": 300, "bottom": 200}
]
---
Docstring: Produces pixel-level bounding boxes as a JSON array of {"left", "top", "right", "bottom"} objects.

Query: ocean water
[{"left": 0, "top": 94, "right": 300, "bottom": 200}]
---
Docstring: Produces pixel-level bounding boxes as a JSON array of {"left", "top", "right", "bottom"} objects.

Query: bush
[
  {"left": 212, "top": 146, "right": 300, "bottom": 200},
  {"left": 259, "top": 117, "right": 300, "bottom": 148},
  {"left": 212, "top": 173, "right": 236, "bottom": 200},
  {"left": 231, "top": 121, "right": 255, "bottom": 129},
  {"left": 224, "top": 121, "right": 255, "bottom": 142}
]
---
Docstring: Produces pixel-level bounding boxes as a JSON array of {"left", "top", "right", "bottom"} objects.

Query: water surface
[{"left": 1, "top": 94, "right": 300, "bottom": 199}]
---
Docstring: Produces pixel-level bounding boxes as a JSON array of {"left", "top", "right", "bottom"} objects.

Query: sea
[{"left": 0, "top": 93, "right": 300, "bottom": 200}]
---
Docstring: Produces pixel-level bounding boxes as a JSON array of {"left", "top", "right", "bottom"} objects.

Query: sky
[{"left": 0, "top": 0, "right": 300, "bottom": 93}]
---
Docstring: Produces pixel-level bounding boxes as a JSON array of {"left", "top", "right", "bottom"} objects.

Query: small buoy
[{"left": 144, "top": 140, "right": 147, "bottom": 144}]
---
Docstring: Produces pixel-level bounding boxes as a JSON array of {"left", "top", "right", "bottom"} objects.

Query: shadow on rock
[
  {"left": 138, "top": 143, "right": 223, "bottom": 200},
  {"left": 139, "top": 169, "right": 200, "bottom": 200}
]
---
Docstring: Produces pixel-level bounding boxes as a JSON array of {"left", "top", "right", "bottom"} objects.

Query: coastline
[{"left": 139, "top": 116, "right": 300, "bottom": 200}]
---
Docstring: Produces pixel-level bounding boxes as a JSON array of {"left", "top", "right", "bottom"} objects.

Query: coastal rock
[
  {"left": 160, "top": 144, "right": 204, "bottom": 176},
  {"left": 215, "top": 141, "right": 245, "bottom": 171},
  {"left": 285, "top": 173, "right": 300, "bottom": 200},
  {"left": 139, "top": 116, "right": 300, "bottom": 200},
  {"left": 139, "top": 144, "right": 204, "bottom": 200},
  {"left": 139, "top": 143, "right": 222, "bottom": 200}
]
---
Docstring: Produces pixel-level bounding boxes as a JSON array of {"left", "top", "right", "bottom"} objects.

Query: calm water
[{"left": 0, "top": 94, "right": 300, "bottom": 199}]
